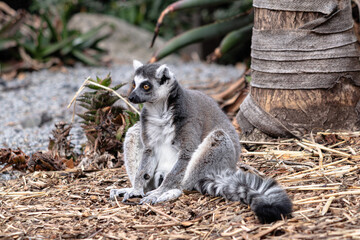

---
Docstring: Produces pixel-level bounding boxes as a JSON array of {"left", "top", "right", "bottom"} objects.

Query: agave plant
[
  {"left": 77, "top": 74, "right": 139, "bottom": 160},
  {"left": 149, "top": 0, "right": 253, "bottom": 63},
  {"left": 0, "top": 1, "right": 113, "bottom": 74}
]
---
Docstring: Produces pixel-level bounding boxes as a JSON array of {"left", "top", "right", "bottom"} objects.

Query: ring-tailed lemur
[{"left": 110, "top": 60, "right": 292, "bottom": 223}]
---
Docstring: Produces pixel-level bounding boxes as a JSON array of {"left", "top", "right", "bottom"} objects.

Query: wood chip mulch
[{"left": 1, "top": 131, "right": 359, "bottom": 239}]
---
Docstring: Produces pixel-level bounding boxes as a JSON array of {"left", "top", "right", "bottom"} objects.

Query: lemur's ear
[
  {"left": 133, "top": 60, "right": 143, "bottom": 71},
  {"left": 155, "top": 64, "right": 169, "bottom": 78},
  {"left": 155, "top": 64, "right": 172, "bottom": 83},
  {"left": 156, "top": 64, "right": 172, "bottom": 85}
]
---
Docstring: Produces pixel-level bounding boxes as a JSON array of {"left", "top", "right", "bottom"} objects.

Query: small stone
[{"left": 20, "top": 114, "right": 41, "bottom": 128}]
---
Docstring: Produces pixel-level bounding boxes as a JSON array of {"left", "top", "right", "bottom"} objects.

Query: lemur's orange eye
[
  {"left": 132, "top": 83, "right": 136, "bottom": 89},
  {"left": 143, "top": 84, "right": 150, "bottom": 90}
]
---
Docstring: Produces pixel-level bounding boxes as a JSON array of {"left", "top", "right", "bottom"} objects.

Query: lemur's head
[{"left": 128, "top": 60, "right": 175, "bottom": 104}]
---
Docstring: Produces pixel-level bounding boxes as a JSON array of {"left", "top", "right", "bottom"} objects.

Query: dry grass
[{"left": 1, "top": 131, "right": 359, "bottom": 239}]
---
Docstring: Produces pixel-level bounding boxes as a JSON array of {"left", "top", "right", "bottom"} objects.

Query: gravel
[{"left": 0, "top": 62, "right": 243, "bottom": 155}]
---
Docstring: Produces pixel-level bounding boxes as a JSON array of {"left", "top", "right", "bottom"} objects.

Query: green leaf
[
  {"left": 36, "top": 21, "right": 45, "bottom": 54},
  {"left": 80, "top": 120, "right": 90, "bottom": 125},
  {"left": 78, "top": 103, "right": 93, "bottom": 110},
  {"left": 69, "top": 23, "right": 108, "bottom": 50},
  {"left": 101, "top": 75, "right": 112, "bottom": 87},
  {"left": 78, "top": 95, "right": 93, "bottom": 101},
  {"left": 20, "top": 42, "right": 37, "bottom": 56},
  {"left": 125, "top": 110, "right": 140, "bottom": 125},
  {"left": 41, "top": 36, "right": 75, "bottom": 57},
  {"left": 218, "top": 24, "right": 253, "bottom": 56},
  {"left": 86, "top": 84, "right": 102, "bottom": 90},
  {"left": 169, "top": 0, "right": 239, "bottom": 10},
  {"left": 151, "top": 11, "right": 254, "bottom": 62},
  {"left": 112, "top": 83, "right": 126, "bottom": 91},
  {"left": 42, "top": 13, "right": 59, "bottom": 42},
  {"left": 91, "top": 46, "right": 107, "bottom": 53},
  {"left": 128, "top": 6, "right": 137, "bottom": 24},
  {"left": 77, "top": 113, "right": 95, "bottom": 122},
  {"left": 81, "top": 91, "right": 97, "bottom": 98},
  {"left": 151, "top": 0, "right": 240, "bottom": 47},
  {"left": 85, "top": 110, "right": 98, "bottom": 115},
  {"left": 91, "top": 33, "right": 112, "bottom": 48},
  {"left": 77, "top": 98, "right": 92, "bottom": 105},
  {"left": 71, "top": 49, "right": 99, "bottom": 66},
  {"left": 103, "top": 96, "right": 119, "bottom": 107}
]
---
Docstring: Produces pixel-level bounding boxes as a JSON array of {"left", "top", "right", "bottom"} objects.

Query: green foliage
[
  {"left": 151, "top": 12, "right": 253, "bottom": 62},
  {"left": 27, "top": 0, "right": 254, "bottom": 64},
  {"left": 30, "top": 0, "right": 107, "bottom": 14},
  {"left": 77, "top": 74, "right": 139, "bottom": 154},
  {"left": 150, "top": 0, "right": 254, "bottom": 64},
  {"left": 30, "top": 0, "right": 181, "bottom": 40},
  {"left": 105, "top": 0, "right": 180, "bottom": 39},
  {"left": 0, "top": 1, "right": 112, "bottom": 74}
]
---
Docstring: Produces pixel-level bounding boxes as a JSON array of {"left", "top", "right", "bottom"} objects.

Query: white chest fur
[{"left": 143, "top": 104, "right": 178, "bottom": 174}]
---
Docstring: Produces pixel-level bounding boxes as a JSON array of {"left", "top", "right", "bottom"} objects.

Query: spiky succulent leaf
[
  {"left": 86, "top": 80, "right": 105, "bottom": 90},
  {"left": 101, "top": 74, "right": 112, "bottom": 87},
  {"left": 81, "top": 92, "right": 97, "bottom": 98},
  {"left": 77, "top": 97, "right": 92, "bottom": 105},
  {"left": 112, "top": 83, "right": 127, "bottom": 91},
  {"left": 77, "top": 113, "right": 96, "bottom": 122}
]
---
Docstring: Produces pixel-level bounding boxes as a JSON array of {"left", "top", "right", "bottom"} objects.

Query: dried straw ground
[{"left": 1, "top": 131, "right": 359, "bottom": 239}]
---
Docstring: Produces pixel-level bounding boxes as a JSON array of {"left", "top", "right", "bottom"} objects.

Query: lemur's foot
[
  {"left": 109, "top": 188, "right": 144, "bottom": 202},
  {"left": 140, "top": 188, "right": 182, "bottom": 204}
]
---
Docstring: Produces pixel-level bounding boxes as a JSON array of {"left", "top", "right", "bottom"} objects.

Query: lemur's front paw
[
  {"left": 140, "top": 192, "right": 160, "bottom": 204},
  {"left": 109, "top": 188, "right": 144, "bottom": 202},
  {"left": 140, "top": 188, "right": 182, "bottom": 204}
]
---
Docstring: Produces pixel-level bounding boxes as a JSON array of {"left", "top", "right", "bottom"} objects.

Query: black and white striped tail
[{"left": 195, "top": 170, "right": 292, "bottom": 223}]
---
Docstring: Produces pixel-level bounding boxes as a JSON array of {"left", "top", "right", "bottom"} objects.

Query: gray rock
[
  {"left": 68, "top": 13, "right": 180, "bottom": 64},
  {"left": 20, "top": 113, "right": 41, "bottom": 128}
]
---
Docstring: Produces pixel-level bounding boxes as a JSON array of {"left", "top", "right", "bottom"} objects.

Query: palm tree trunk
[{"left": 237, "top": 0, "right": 360, "bottom": 139}]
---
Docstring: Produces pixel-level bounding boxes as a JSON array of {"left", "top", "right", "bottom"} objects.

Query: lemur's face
[{"left": 128, "top": 60, "right": 174, "bottom": 104}]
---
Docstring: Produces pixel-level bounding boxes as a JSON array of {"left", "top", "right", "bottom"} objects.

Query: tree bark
[{"left": 237, "top": 1, "right": 360, "bottom": 139}]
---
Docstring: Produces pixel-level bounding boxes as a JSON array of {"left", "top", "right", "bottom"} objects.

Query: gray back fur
[
  {"left": 169, "top": 84, "right": 241, "bottom": 159},
  {"left": 132, "top": 63, "right": 241, "bottom": 160}
]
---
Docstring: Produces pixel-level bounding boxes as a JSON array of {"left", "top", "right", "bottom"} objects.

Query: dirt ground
[{"left": 1, "top": 132, "right": 359, "bottom": 239}]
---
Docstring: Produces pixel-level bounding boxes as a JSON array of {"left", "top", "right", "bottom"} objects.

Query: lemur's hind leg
[
  {"left": 110, "top": 123, "right": 144, "bottom": 200},
  {"left": 182, "top": 129, "right": 238, "bottom": 191},
  {"left": 140, "top": 129, "right": 237, "bottom": 204},
  {"left": 184, "top": 130, "right": 292, "bottom": 223}
]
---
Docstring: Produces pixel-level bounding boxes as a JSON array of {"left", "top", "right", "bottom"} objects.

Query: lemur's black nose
[
  {"left": 128, "top": 94, "right": 135, "bottom": 103},
  {"left": 128, "top": 92, "right": 141, "bottom": 103}
]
